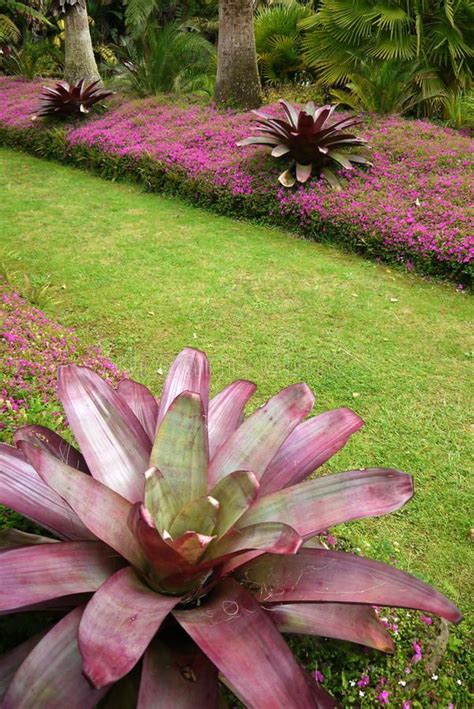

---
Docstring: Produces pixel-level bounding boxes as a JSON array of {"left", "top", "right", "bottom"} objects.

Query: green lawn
[{"left": 1, "top": 147, "right": 472, "bottom": 613}]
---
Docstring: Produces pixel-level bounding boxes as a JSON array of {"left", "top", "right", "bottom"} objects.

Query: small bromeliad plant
[
  {"left": 0, "top": 348, "right": 462, "bottom": 707},
  {"left": 33, "top": 79, "right": 113, "bottom": 119},
  {"left": 238, "top": 99, "right": 371, "bottom": 189}
]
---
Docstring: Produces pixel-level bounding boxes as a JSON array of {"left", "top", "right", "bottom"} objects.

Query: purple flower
[
  {"left": 313, "top": 670, "right": 324, "bottom": 683},
  {"left": 377, "top": 690, "right": 390, "bottom": 704},
  {"left": 357, "top": 674, "right": 370, "bottom": 687}
]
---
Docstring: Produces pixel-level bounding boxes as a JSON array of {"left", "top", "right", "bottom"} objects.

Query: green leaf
[
  {"left": 209, "top": 470, "right": 259, "bottom": 538},
  {"left": 150, "top": 392, "right": 208, "bottom": 509},
  {"left": 169, "top": 495, "right": 219, "bottom": 538}
]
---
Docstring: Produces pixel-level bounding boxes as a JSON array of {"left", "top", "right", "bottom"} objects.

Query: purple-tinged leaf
[
  {"left": 296, "top": 163, "right": 312, "bottom": 183},
  {"left": 58, "top": 365, "right": 151, "bottom": 501},
  {"left": 278, "top": 99, "right": 300, "bottom": 129},
  {"left": 169, "top": 496, "right": 219, "bottom": 538},
  {"left": 138, "top": 634, "right": 218, "bottom": 709},
  {"left": 13, "top": 425, "right": 89, "bottom": 473},
  {"left": 151, "top": 392, "right": 208, "bottom": 507},
  {"left": 0, "top": 542, "right": 122, "bottom": 612},
  {"left": 128, "top": 504, "right": 193, "bottom": 580},
  {"left": 0, "top": 528, "right": 58, "bottom": 550},
  {"left": 79, "top": 567, "right": 180, "bottom": 688},
  {"left": 208, "top": 380, "right": 256, "bottom": 460},
  {"left": 209, "top": 470, "right": 259, "bottom": 537},
  {"left": 239, "top": 548, "right": 463, "bottom": 623},
  {"left": 0, "top": 631, "right": 47, "bottom": 700},
  {"left": 2, "top": 607, "right": 107, "bottom": 708},
  {"left": 169, "top": 531, "right": 214, "bottom": 565},
  {"left": 267, "top": 602, "right": 394, "bottom": 652},
  {"left": 259, "top": 407, "right": 364, "bottom": 495},
  {"left": 205, "top": 522, "right": 301, "bottom": 560},
  {"left": 24, "top": 443, "right": 144, "bottom": 568},
  {"left": 157, "top": 348, "right": 210, "bottom": 425},
  {"left": 175, "top": 578, "right": 316, "bottom": 708},
  {"left": 239, "top": 468, "right": 413, "bottom": 538},
  {"left": 321, "top": 167, "right": 342, "bottom": 190},
  {"left": 0, "top": 443, "right": 94, "bottom": 541},
  {"left": 117, "top": 379, "right": 159, "bottom": 442},
  {"left": 208, "top": 383, "right": 314, "bottom": 487},
  {"left": 98, "top": 666, "right": 141, "bottom": 708}
]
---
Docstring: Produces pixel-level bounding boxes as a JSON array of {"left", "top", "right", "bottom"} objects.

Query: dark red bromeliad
[
  {"left": 0, "top": 348, "right": 461, "bottom": 707},
  {"left": 33, "top": 79, "right": 113, "bottom": 119},
  {"left": 238, "top": 99, "right": 371, "bottom": 189}
]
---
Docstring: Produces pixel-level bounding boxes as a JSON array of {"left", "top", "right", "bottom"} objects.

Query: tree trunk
[
  {"left": 215, "top": 0, "right": 261, "bottom": 109},
  {"left": 64, "top": 4, "right": 101, "bottom": 86}
]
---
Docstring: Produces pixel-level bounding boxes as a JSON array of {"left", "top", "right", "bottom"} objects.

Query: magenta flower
[
  {"left": 313, "top": 670, "right": 325, "bottom": 683},
  {"left": 377, "top": 689, "right": 390, "bottom": 704},
  {"left": 357, "top": 674, "right": 370, "bottom": 687}
]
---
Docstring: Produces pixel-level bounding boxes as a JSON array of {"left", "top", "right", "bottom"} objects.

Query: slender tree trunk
[
  {"left": 64, "top": 4, "right": 101, "bottom": 85},
  {"left": 215, "top": 0, "right": 261, "bottom": 109}
]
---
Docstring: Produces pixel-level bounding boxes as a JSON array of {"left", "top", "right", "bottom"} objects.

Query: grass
[{"left": 0, "top": 146, "right": 472, "bottom": 617}]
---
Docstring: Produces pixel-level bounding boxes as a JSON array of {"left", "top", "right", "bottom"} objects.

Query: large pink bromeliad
[{"left": 0, "top": 348, "right": 461, "bottom": 707}]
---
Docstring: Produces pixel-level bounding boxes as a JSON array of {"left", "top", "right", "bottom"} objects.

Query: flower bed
[
  {"left": 0, "top": 280, "right": 124, "bottom": 443},
  {"left": 0, "top": 76, "right": 472, "bottom": 282}
]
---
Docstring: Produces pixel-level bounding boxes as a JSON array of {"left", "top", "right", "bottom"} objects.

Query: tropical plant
[
  {"left": 301, "top": 0, "right": 474, "bottom": 115},
  {"left": 0, "top": 347, "right": 462, "bottom": 706},
  {"left": 254, "top": 0, "right": 314, "bottom": 84},
  {"left": 112, "top": 23, "right": 216, "bottom": 96},
  {"left": 330, "top": 60, "right": 422, "bottom": 116},
  {"left": 238, "top": 99, "right": 370, "bottom": 188},
  {"left": 33, "top": 78, "right": 112, "bottom": 117},
  {"left": 1, "top": 36, "right": 63, "bottom": 78}
]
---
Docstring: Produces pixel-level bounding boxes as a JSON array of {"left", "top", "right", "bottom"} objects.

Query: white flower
[
  {"left": 431, "top": 674, "right": 438, "bottom": 681},
  {"left": 349, "top": 681, "right": 356, "bottom": 687},
  {"left": 398, "top": 680, "right": 407, "bottom": 686},
  {"left": 457, "top": 679, "right": 462, "bottom": 685},
  {"left": 359, "top": 690, "right": 365, "bottom": 697}
]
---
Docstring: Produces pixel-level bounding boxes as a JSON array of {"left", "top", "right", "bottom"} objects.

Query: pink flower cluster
[
  {"left": 0, "top": 76, "right": 472, "bottom": 276},
  {"left": 0, "top": 281, "right": 124, "bottom": 438}
]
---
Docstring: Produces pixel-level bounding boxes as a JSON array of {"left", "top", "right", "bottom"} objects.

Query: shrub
[
  {"left": 0, "top": 347, "right": 462, "bottom": 705},
  {"left": 33, "top": 79, "right": 113, "bottom": 119}
]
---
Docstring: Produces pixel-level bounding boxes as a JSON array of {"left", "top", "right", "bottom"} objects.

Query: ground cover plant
[
  {"left": 0, "top": 77, "right": 472, "bottom": 283},
  {"left": 0, "top": 340, "right": 464, "bottom": 706}
]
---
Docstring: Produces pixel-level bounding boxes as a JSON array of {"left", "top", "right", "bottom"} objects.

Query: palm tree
[
  {"left": 302, "top": 0, "right": 473, "bottom": 112},
  {"left": 54, "top": 0, "right": 100, "bottom": 84},
  {"left": 214, "top": 0, "right": 262, "bottom": 108}
]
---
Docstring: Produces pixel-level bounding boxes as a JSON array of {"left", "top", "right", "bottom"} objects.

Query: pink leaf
[
  {"left": 23, "top": 442, "right": 144, "bottom": 568},
  {"left": 0, "top": 632, "right": 47, "bottom": 701},
  {"left": 157, "top": 347, "right": 210, "bottom": 425},
  {"left": 259, "top": 407, "right": 364, "bottom": 495},
  {"left": 2, "top": 607, "right": 107, "bottom": 708},
  {"left": 208, "top": 380, "right": 256, "bottom": 460},
  {"left": 13, "top": 425, "right": 89, "bottom": 473},
  {"left": 58, "top": 365, "right": 151, "bottom": 501},
  {"left": 175, "top": 578, "right": 316, "bottom": 708},
  {"left": 267, "top": 602, "right": 394, "bottom": 652},
  {"left": 238, "top": 468, "right": 413, "bottom": 538},
  {"left": 117, "top": 378, "right": 159, "bottom": 442},
  {"left": 138, "top": 634, "right": 218, "bottom": 708},
  {"left": 0, "top": 542, "right": 122, "bottom": 612},
  {"left": 79, "top": 567, "right": 180, "bottom": 688},
  {"left": 0, "top": 443, "right": 94, "bottom": 541},
  {"left": 208, "top": 383, "right": 315, "bottom": 487},
  {"left": 238, "top": 548, "right": 462, "bottom": 623}
]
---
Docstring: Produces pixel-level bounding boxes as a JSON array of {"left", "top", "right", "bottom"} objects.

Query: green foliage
[
  {"left": 112, "top": 23, "right": 216, "bottom": 96},
  {"left": 302, "top": 0, "right": 474, "bottom": 114},
  {"left": 330, "top": 60, "right": 420, "bottom": 115},
  {"left": 1, "top": 37, "right": 63, "bottom": 79},
  {"left": 254, "top": 1, "right": 314, "bottom": 84},
  {"left": 0, "top": 13, "right": 19, "bottom": 44}
]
